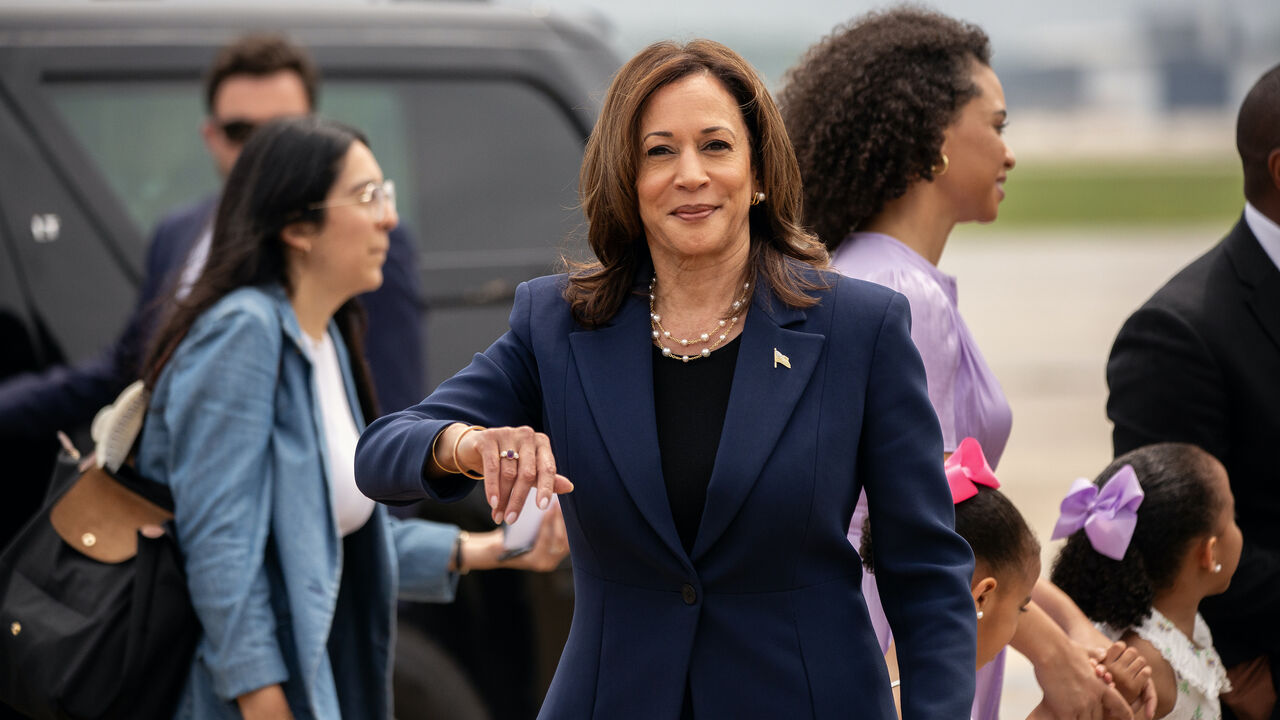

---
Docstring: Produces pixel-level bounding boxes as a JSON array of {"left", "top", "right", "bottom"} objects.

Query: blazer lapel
[
  {"left": 570, "top": 293, "right": 689, "bottom": 563},
  {"left": 1225, "top": 217, "right": 1280, "bottom": 354},
  {"left": 691, "top": 288, "right": 825, "bottom": 559}
]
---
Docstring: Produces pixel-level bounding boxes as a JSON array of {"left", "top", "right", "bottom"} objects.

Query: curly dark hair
[
  {"left": 1049, "top": 443, "right": 1224, "bottom": 631},
  {"left": 862, "top": 485, "right": 1038, "bottom": 582},
  {"left": 778, "top": 6, "right": 991, "bottom": 250}
]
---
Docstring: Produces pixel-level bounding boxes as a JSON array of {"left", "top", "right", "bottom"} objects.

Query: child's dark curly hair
[
  {"left": 862, "top": 485, "right": 1038, "bottom": 580},
  {"left": 1049, "top": 443, "right": 1223, "bottom": 631},
  {"left": 778, "top": 6, "right": 991, "bottom": 249}
]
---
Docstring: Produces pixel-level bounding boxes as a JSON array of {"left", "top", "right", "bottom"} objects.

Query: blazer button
[{"left": 681, "top": 583, "right": 697, "bottom": 605}]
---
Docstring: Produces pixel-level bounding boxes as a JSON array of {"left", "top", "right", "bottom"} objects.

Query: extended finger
[
  {"left": 534, "top": 433, "right": 558, "bottom": 510},
  {"left": 476, "top": 430, "right": 503, "bottom": 523}
]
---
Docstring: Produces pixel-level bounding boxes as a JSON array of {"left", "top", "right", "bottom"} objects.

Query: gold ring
[{"left": 500, "top": 449, "right": 520, "bottom": 461}]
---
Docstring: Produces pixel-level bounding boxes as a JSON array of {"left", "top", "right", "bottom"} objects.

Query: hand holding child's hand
[{"left": 1100, "top": 642, "right": 1156, "bottom": 719}]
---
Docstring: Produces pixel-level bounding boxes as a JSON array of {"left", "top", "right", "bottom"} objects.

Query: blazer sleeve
[
  {"left": 857, "top": 291, "right": 977, "bottom": 720},
  {"left": 355, "top": 280, "right": 544, "bottom": 505},
  {"left": 155, "top": 307, "right": 287, "bottom": 700},
  {"left": 385, "top": 515, "right": 461, "bottom": 603}
]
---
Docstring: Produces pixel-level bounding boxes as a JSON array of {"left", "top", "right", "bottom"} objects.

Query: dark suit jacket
[
  {"left": 0, "top": 196, "right": 425, "bottom": 437},
  {"left": 1107, "top": 214, "right": 1280, "bottom": 668},
  {"left": 355, "top": 271, "right": 977, "bottom": 719}
]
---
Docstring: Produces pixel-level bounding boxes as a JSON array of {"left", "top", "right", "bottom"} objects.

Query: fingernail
[
  {"left": 505, "top": 511, "right": 519, "bottom": 524},
  {"left": 538, "top": 495, "right": 550, "bottom": 510},
  {"left": 489, "top": 495, "right": 498, "bottom": 509}
]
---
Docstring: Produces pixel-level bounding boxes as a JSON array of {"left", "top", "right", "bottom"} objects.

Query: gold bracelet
[
  {"left": 429, "top": 428, "right": 456, "bottom": 474},
  {"left": 450, "top": 425, "right": 486, "bottom": 480}
]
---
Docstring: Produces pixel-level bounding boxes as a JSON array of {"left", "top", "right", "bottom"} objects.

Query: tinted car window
[
  {"left": 44, "top": 74, "right": 587, "bottom": 381},
  {"left": 47, "top": 81, "right": 220, "bottom": 240},
  {"left": 47, "top": 77, "right": 585, "bottom": 300}
]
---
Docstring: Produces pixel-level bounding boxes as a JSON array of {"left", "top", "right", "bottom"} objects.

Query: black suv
[{"left": 0, "top": 3, "right": 617, "bottom": 718}]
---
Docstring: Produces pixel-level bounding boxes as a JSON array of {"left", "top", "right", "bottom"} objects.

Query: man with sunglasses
[{"left": 0, "top": 34, "right": 425, "bottom": 474}]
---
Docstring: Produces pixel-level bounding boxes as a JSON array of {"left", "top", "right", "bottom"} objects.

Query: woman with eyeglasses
[{"left": 135, "top": 116, "right": 567, "bottom": 720}]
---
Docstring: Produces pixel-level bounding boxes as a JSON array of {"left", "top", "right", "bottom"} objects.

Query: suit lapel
[
  {"left": 691, "top": 289, "right": 824, "bottom": 559},
  {"left": 1225, "top": 217, "right": 1280, "bottom": 354},
  {"left": 569, "top": 293, "right": 689, "bottom": 562}
]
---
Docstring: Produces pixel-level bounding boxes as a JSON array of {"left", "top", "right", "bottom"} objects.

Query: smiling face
[
  {"left": 937, "top": 61, "right": 1016, "bottom": 224},
  {"left": 291, "top": 141, "right": 396, "bottom": 301},
  {"left": 974, "top": 553, "right": 1039, "bottom": 669},
  {"left": 635, "top": 72, "right": 757, "bottom": 273}
]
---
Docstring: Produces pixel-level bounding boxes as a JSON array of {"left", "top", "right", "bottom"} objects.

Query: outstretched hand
[{"left": 441, "top": 423, "right": 574, "bottom": 525}]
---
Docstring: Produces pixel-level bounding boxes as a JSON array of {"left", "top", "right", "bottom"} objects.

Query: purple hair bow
[{"left": 1050, "top": 464, "right": 1145, "bottom": 561}]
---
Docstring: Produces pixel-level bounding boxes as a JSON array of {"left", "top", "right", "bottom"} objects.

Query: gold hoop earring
[
  {"left": 750, "top": 191, "right": 766, "bottom": 206},
  {"left": 932, "top": 153, "right": 949, "bottom": 176}
]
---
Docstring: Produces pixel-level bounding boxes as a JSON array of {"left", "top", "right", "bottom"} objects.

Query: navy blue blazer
[
  {"left": 355, "top": 271, "right": 976, "bottom": 719},
  {"left": 0, "top": 197, "right": 424, "bottom": 438}
]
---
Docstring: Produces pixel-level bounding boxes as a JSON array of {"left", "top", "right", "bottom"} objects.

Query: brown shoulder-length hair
[{"left": 566, "top": 39, "right": 828, "bottom": 328}]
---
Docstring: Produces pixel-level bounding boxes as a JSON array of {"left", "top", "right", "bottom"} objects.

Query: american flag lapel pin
[{"left": 773, "top": 348, "right": 791, "bottom": 369}]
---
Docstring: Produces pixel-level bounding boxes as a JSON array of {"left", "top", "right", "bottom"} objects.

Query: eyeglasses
[
  {"left": 308, "top": 180, "right": 397, "bottom": 222},
  {"left": 217, "top": 119, "right": 259, "bottom": 144}
]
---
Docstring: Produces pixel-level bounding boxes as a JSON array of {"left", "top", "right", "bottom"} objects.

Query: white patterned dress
[{"left": 1106, "top": 609, "right": 1232, "bottom": 720}]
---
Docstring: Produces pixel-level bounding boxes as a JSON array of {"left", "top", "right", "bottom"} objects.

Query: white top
[
  {"left": 1104, "top": 609, "right": 1232, "bottom": 720},
  {"left": 302, "top": 330, "right": 375, "bottom": 537},
  {"left": 1244, "top": 202, "right": 1280, "bottom": 273}
]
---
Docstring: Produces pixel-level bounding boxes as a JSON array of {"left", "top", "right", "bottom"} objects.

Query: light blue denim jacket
[{"left": 137, "top": 284, "right": 457, "bottom": 720}]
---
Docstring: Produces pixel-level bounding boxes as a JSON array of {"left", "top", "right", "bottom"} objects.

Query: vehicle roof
[{"left": 0, "top": 2, "right": 608, "bottom": 54}]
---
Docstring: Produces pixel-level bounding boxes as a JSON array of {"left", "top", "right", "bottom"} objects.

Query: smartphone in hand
[{"left": 500, "top": 492, "right": 549, "bottom": 560}]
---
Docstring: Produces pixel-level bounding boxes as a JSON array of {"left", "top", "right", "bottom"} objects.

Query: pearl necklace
[{"left": 649, "top": 275, "right": 750, "bottom": 363}]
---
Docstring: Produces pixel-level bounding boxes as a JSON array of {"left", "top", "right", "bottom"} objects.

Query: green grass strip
[{"left": 995, "top": 160, "right": 1243, "bottom": 227}]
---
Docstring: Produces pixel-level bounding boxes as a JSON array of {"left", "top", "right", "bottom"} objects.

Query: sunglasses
[{"left": 217, "top": 119, "right": 259, "bottom": 144}]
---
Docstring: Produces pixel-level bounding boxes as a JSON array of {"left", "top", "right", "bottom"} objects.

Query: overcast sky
[{"left": 500, "top": 0, "right": 1280, "bottom": 90}]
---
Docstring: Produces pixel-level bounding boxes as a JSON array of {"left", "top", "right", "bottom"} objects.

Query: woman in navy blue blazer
[{"left": 355, "top": 39, "right": 976, "bottom": 719}]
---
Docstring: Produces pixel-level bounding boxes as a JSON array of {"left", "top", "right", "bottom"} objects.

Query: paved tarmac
[{"left": 940, "top": 223, "right": 1226, "bottom": 717}]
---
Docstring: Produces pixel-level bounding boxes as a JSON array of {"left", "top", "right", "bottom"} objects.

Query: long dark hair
[
  {"left": 1050, "top": 443, "right": 1223, "bottom": 630},
  {"left": 567, "top": 39, "right": 829, "bottom": 329},
  {"left": 143, "top": 115, "right": 379, "bottom": 419}
]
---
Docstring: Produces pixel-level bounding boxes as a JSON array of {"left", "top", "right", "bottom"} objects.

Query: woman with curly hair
[{"left": 781, "top": 7, "right": 1155, "bottom": 720}]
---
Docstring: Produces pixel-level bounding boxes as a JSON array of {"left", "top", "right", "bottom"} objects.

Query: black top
[{"left": 652, "top": 336, "right": 741, "bottom": 555}]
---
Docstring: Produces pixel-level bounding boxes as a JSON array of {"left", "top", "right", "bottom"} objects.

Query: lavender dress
[{"left": 833, "top": 232, "right": 1013, "bottom": 720}]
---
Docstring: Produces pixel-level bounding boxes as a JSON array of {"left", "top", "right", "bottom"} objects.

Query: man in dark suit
[
  {"left": 1107, "top": 63, "right": 1280, "bottom": 720},
  {"left": 0, "top": 34, "right": 423, "bottom": 541}
]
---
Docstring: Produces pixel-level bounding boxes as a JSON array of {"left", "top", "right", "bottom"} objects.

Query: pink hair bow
[
  {"left": 945, "top": 437, "right": 1000, "bottom": 504},
  {"left": 1050, "top": 464, "right": 1144, "bottom": 561}
]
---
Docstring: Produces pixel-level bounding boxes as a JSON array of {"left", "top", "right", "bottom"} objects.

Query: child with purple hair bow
[{"left": 1050, "top": 443, "right": 1243, "bottom": 720}]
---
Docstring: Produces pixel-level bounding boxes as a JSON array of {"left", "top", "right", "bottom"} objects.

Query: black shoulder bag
[{"left": 0, "top": 381, "right": 198, "bottom": 719}]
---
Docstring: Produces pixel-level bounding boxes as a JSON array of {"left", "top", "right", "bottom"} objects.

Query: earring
[
  {"left": 932, "top": 153, "right": 949, "bottom": 176},
  {"left": 750, "top": 191, "right": 766, "bottom": 206},
  {"left": 976, "top": 610, "right": 984, "bottom": 620},
  {"left": 1213, "top": 563, "right": 1223, "bottom": 573}
]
